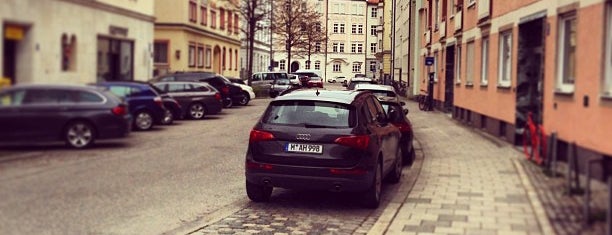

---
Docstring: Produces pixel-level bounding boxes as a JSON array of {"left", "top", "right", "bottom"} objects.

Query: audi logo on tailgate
[{"left": 296, "top": 134, "right": 311, "bottom": 140}]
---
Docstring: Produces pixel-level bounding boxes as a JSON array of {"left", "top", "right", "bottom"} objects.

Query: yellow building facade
[
  {"left": 375, "top": 0, "right": 393, "bottom": 81},
  {"left": 154, "top": 0, "right": 241, "bottom": 78}
]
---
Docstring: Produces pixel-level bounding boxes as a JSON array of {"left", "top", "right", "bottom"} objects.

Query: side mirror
[
  {"left": 404, "top": 109, "right": 409, "bottom": 115},
  {"left": 400, "top": 101, "right": 406, "bottom": 106}
]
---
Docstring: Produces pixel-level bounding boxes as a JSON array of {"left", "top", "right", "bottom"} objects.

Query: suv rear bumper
[{"left": 246, "top": 166, "right": 374, "bottom": 192}]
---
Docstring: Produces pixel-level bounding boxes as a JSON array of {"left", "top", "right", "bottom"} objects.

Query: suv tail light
[
  {"left": 111, "top": 104, "right": 128, "bottom": 116},
  {"left": 214, "top": 92, "right": 222, "bottom": 101},
  {"left": 249, "top": 129, "right": 275, "bottom": 142},
  {"left": 334, "top": 135, "right": 370, "bottom": 150},
  {"left": 246, "top": 160, "right": 273, "bottom": 170},
  {"left": 153, "top": 96, "right": 163, "bottom": 107},
  {"left": 222, "top": 86, "right": 230, "bottom": 94}
]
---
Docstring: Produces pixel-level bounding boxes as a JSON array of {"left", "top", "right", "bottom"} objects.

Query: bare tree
[
  {"left": 272, "top": 0, "right": 313, "bottom": 73},
  {"left": 232, "top": 0, "right": 270, "bottom": 86},
  {"left": 295, "top": 9, "right": 328, "bottom": 70}
]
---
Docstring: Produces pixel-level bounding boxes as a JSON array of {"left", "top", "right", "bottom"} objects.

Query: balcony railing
[{"left": 455, "top": 10, "right": 463, "bottom": 32}]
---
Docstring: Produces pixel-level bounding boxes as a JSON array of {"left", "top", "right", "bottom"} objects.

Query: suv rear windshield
[
  {"left": 292, "top": 72, "right": 319, "bottom": 78},
  {"left": 263, "top": 100, "right": 355, "bottom": 128}
]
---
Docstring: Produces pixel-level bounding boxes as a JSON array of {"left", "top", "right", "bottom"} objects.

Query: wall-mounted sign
[
  {"left": 425, "top": 56, "right": 434, "bottom": 66},
  {"left": 4, "top": 25, "right": 24, "bottom": 40}
]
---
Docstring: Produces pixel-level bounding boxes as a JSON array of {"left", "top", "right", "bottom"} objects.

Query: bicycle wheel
[{"left": 419, "top": 96, "right": 427, "bottom": 111}]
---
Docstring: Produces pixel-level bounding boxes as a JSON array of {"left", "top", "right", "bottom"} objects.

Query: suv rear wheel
[
  {"left": 362, "top": 162, "right": 382, "bottom": 208},
  {"left": 246, "top": 181, "right": 272, "bottom": 202}
]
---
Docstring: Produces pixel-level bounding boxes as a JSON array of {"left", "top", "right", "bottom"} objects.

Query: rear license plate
[{"left": 285, "top": 143, "right": 323, "bottom": 154}]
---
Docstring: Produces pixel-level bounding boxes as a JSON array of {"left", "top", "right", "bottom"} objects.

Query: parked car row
[
  {"left": 245, "top": 84, "right": 414, "bottom": 208},
  {"left": 0, "top": 73, "right": 257, "bottom": 149}
]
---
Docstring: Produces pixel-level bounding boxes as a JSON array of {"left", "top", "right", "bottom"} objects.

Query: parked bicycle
[
  {"left": 418, "top": 89, "right": 433, "bottom": 111},
  {"left": 522, "top": 111, "right": 547, "bottom": 165}
]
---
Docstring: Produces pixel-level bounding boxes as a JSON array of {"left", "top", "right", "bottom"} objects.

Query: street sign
[{"left": 425, "top": 57, "right": 435, "bottom": 66}]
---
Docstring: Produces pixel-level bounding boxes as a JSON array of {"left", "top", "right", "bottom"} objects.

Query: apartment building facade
[
  {"left": 366, "top": 0, "right": 380, "bottom": 80},
  {"left": 272, "top": 0, "right": 372, "bottom": 82},
  {"left": 419, "top": 0, "right": 612, "bottom": 177},
  {"left": 1, "top": 0, "right": 155, "bottom": 85},
  {"left": 375, "top": 0, "right": 393, "bottom": 82},
  {"left": 154, "top": 0, "right": 241, "bottom": 78},
  {"left": 239, "top": 20, "right": 272, "bottom": 78},
  {"left": 393, "top": 0, "right": 411, "bottom": 90}
]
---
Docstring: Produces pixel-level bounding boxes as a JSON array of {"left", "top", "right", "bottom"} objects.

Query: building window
[
  {"left": 227, "top": 10, "right": 233, "bottom": 33},
  {"left": 498, "top": 30, "right": 512, "bottom": 87},
  {"left": 201, "top": 6, "right": 207, "bottom": 25},
  {"left": 235, "top": 50, "right": 238, "bottom": 70},
  {"left": 305, "top": 60, "right": 311, "bottom": 69},
  {"left": 189, "top": 0, "right": 197, "bottom": 23},
  {"left": 357, "top": 43, "right": 363, "bottom": 53},
  {"left": 220, "top": 8, "right": 225, "bottom": 30},
  {"left": 280, "top": 60, "right": 286, "bottom": 70},
  {"left": 371, "top": 43, "right": 377, "bottom": 53},
  {"left": 205, "top": 46, "right": 212, "bottom": 68},
  {"left": 153, "top": 41, "right": 168, "bottom": 64},
  {"left": 468, "top": 0, "right": 476, "bottom": 7},
  {"left": 234, "top": 14, "right": 239, "bottom": 34},
  {"left": 455, "top": 45, "right": 462, "bottom": 83},
  {"left": 188, "top": 43, "right": 196, "bottom": 67},
  {"left": 97, "top": 37, "right": 133, "bottom": 81},
  {"left": 369, "top": 61, "right": 377, "bottom": 72},
  {"left": 435, "top": 0, "right": 440, "bottom": 30},
  {"left": 315, "top": 42, "right": 321, "bottom": 52},
  {"left": 371, "top": 7, "right": 377, "bottom": 18},
  {"left": 352, "top": 62, "right": 361, "bottom": 72},
  {"left": 228, "top": 48, "right": 233, "bottom": 70},
  {"left": 333, "top": 42, "right": 338, "bottom": 52},
  {"left": 333, "top": 23, "right": 339, "bottom": 33},
  {"left": 339, "top": 43, "right": 345, "bottom": 53},
  {"left": 61, "top": 34, "right": 77, "bottom": 71},
  {"left": 314, "top": 61, "right": 321, "bottom": 70},
  {"left": 449, "top": 0, "right": 455, "bottom": 16},
  {"left": 211, "top": 11, "right": 217, "bottom": 28},
  {"left": 222, "top": 47, "right": 226, "bottom": 70},
  {"left": 352, "top": 24, "right": 357, "bottom": 34},
  {"left": 197, "top": 44, "right": 204, "bottom": 68},
  {"left": 481, "top": 37, "right": 489, "bottom": 86},
  {"left": 340, "top": 24, "right": 345, "bottom": 33},
  {"left": 358, "top": 25, "right": 363, "bottom": 34},
  {"left": 466, "top": 41, "right": 475, "bottom": 85},
  {"left": 605, "top": 3, "right": 612, "bottom": 96},
  {"left": 371, "top": 25, "right": 377, "bottom": 36},
  {"left": 351, "top": 43, "right": 356, "bottom": 53},
  {"left": 556, "top": 12, "right": 577, "bottom": 93},
  {"left": 433, "top": 51, "right": 438, "bottom": 82},
  {"left": 333, "top": 62, "right": 341, "bottom": 72}
]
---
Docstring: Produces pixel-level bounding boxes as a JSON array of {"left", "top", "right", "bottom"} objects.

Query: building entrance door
[
  {"left": 2, "top": 24, "right": 26, "bottom": 87},
  {"left": 515, "top": 17, "right": 545, "bottom": 144},
  {"left": 97, "top": 37, "right": 134, "bottom": 82},
  {"left": 444, "top": 46, "right": 455, "bottom": 112}
]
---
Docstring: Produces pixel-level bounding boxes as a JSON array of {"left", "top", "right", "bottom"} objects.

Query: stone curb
[{"left": 513, "top": 158, "right": 556, "bottom": 235}]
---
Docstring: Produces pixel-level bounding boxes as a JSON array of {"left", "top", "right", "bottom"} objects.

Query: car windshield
[{"left": 263, "top": 100, "right": 355, "bottom": 128}]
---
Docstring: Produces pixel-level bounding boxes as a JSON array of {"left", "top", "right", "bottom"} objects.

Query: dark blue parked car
[{"left": 94, "top": 81, "right": 167, "bottom": 131}]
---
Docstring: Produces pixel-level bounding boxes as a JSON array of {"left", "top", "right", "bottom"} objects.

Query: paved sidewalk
[{"left": 380, "top": 100, "right": 552, "bottom": 235}]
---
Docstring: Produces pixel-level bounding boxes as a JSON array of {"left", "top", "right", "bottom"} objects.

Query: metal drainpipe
[
  {"left": 391, "top": 0, "right": 396, "bottom": 82},
  {"left": 324, "top": 0, "right": 328, "bottom": 82}
]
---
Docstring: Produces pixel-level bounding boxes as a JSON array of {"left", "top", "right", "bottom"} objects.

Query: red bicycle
[{"left": 522, "top": 112, "right": 547, "bottom": 165}]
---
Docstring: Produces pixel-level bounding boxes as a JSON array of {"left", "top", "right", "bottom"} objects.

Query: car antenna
[{"left": 316, "top": 88, "right": 320, "bottom": 96}]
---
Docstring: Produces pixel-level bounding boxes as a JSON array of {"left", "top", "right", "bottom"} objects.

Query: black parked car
[
  {"left": 150, "top": 72, "right": 246, "bottom": 108},
  {"left": 152, "top": 81, "right": 224, "bottom": 120},
  {"left": 245, "top": 89, "right": 402, "bottom": 208},
  {"left": 0, "top": 84, "right": 131, "bottom": 148}
]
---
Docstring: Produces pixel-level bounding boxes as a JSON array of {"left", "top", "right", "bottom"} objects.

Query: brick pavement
[{"left": 383, "top": 100, "right": 549, "bottom": 235}]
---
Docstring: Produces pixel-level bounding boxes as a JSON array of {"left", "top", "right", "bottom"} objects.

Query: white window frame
[
  {"left": 339, "top": 43, "right": 345, "bottom": 53},
  {"left": 314, "top": 61, "right": 321, "bottom": 70},
  {"left": 352, "top": 24, "right": 357, "bottom": 34},
  {"left": 605, "top": 3, "right": 612, "bottom": 96},
  {"left": 369, "top": 61, "right": 377, "bottom": 72},
  {"left": 449, "top": 0, "right": 455, "bottom": 17},
  {"left": 466, "top": 41, "right": 475, "bottom": 85},
  {"left": 333, "top": 42, "right": 339, "bottom": 53},
  {"left": 333, "top": 23, "right": 339, "bottom": 33},
  {"left": 371, "top": 25, "right": 377, "bottom": 36},
  {"left": 352, "top": 62, "right": 361, "bottom": 72},
  {"left": 280, "top": 59, "right": 286, "bottom": 70},
  {"left": 498, "top": 30, "right": 512, "bottom": 87},
  {"left": 455, "top": 45, "right": 462, "bottom": 84},
  {"left": 357, "top": 43, "right": 363, "bottom": 53},
  {"left": 333, "top": 63, "right": 341, "bottom": 72},
  {"left": 371, "top": 43, "right": 377, "bottom": 53},
  {"left": 351, "top": 43, "right": 357, "bottom": 53},
  {"left": 358, "top": 25, "right": 363, "bottom": 34},
  {"left": 480, "top": 37, "right": 489, "bottom": 86},
  {"left": 371, "top": 7, "right": 377, "bottom": 18},
  {"left": 556, "top": 12, "right": 577, "bottom": 93},
  {"left": 340, "top": 24, "right": 345, "bottom": 33},
  {"left": 433, "top": 51, "right": 438, "bottom": 82},
  {"left": 315, "top": 42, "right": 321, "bottom": 52}
]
